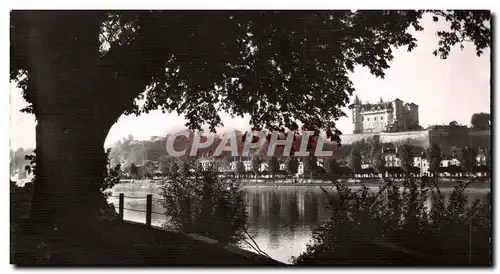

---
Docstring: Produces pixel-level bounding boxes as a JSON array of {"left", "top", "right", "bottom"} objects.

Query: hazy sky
[{"left": 10, "top": 14, "right": 490, "bottom": 149}]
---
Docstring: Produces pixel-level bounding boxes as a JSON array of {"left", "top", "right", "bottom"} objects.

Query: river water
[{"left": 109, "top": 182, "right": 489, "bottom": 264}]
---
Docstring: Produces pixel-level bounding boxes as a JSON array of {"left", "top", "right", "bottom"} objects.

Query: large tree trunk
[
  {"left": 17, "top": 11, "right": 153, "bottom": 246},
  {"left": 22, "top": 11, "right": 119, "bottom": 240},
  {"left": 30, "top": 116, "right": 110, "bottom": 235}
]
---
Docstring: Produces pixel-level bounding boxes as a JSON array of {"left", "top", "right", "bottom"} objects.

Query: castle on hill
[{"left": 352, "top": 96, "right": 420, "bottom": 134}]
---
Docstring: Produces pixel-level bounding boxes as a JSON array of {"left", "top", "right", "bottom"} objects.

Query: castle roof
[
  {"left": 354, "top": 96, "right": 421, "bottom": 112},
  {"left": 360, "top": 102, "right": 393, "bottom": 111}
]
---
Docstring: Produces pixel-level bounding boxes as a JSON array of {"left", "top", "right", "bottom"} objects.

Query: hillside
[{"left": 108, "top": 127, "right": 491, "bottom": 166}]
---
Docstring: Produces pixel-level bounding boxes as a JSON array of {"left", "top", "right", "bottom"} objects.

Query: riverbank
[
  {"left": 240, "top": 178, "right": 491, "bottom": 189},
  {"left": 118, "top": 177, "right": 491, "bottom": 190},
  {"left": 11, "top": 181, "right": 281, "bottom": 266}
]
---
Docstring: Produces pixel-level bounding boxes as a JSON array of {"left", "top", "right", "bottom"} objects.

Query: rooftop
[
  {"left": 354, "top": 96, "right": 419, "bottom": 110},
  {"left": 360, "top": 102, "right": 393, "bottom": 111}
]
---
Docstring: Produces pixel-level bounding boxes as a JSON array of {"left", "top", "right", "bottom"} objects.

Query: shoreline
[{"left": 116, "top": 178, "right": 491, "bottom": 190}]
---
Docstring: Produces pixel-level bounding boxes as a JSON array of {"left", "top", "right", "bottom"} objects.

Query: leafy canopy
[
  {"left": 10, "top": 11, "right": 490, "bottom": 144},
  {"left": 470, "top": 112, "right": 490, "bottom": 130}
]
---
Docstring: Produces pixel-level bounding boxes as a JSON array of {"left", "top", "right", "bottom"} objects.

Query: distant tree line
[{"left": 10, "top": 148, "right": 34, "bottom": 177}]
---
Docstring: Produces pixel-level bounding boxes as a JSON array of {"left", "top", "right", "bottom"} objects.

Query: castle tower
[
  {"left": 352, "top": 95, "right": 363, "bottom": 134},
  {"left": 407, "top": 103, "right": 419, "bottom": 129},
  {"left": 391, "top": 98, "right": 404, "bottom": 131}
]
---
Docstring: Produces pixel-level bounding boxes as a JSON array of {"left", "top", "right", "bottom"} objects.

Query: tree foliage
[
  {"left": 324, "top": 157, "right": 340, "bottom": 175},
  {"left": 350, "top": 139, "right": 372, "bottom": 159},
  {"left": 10, "top": 148, "right": 33, "bottom": 176},
  {"left": 368, "top": 135, "right": 385, "bottom": 175},
  {"left": 459, "top": 146, "right": 477, "bottom": 174},
  {"left": 11, "top": 10, "right": 490, "bottom": 142},
  {"left": 101, "top": 148, "right": 121, "bottom": 197},
  {"left": 372, "top": 153, "right": 386, "bottom": 175},
  {"left": 159, "top": 156, "right": 174, "bottom": 175},
  {"left": 129, "top": 163, "right": 139, "bottom": 178},
  {"left": 303, "top": 155, "right": 318, "bottom": 178},
  {"left": 430, "top": 10, "right": 491, "bottom": 59},
  {"left": 268, "top": 156, "right": 280, "bottom": 177},
  {"left": 24, "top": 153, "right": 36, "bottom": 176},
  {"left": 398, "top": 144, "right": 414, "bottom": 173},
  {"left": 369, "top": 135, "right": 382, "bottom": 157},
  {"left": 470, "top": 112, "right": 490, "bottom": 130},
  {"left": 348, "top": 148, "right": 362, "bottom": 174},
  {"left": 251, "top": 156, "right": 262, "bottom": 175},
  {"left": 222, "top": 156, "right": 233, "bottom": 170},
  {"left": 286, "top": 157, "right": 299, "bottom": 175},
  {"left": 426, "top": 143, "right": 442, "bottom": 176},
  {"left": 484, "top": 148, "right": 491, "bottom": 168},
  {"left": 235, "top": 160, "right": 245, "bottom": 175}
]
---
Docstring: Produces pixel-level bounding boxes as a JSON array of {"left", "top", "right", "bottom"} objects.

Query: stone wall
[
  {"left": 338, "top": 127, "right": 490, "bottom": 156},
  {"left": 468, "top": 129, "right": 491, "bottom": 149},
  {"left": 340, "top": 130, "right": 431, "bottom": 148}
]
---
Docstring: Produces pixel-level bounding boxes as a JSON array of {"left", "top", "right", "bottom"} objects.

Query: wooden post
[
  {"left": 146, "top": 194, "right": 152, "bottom": 227},
  {"left": 119, "top": 193, "right": 124, "bottom": 220}
]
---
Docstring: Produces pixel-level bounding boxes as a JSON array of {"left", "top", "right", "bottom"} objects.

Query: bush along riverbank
[{"left": 291, "top": 178, "right": 491, "bottom": 265}]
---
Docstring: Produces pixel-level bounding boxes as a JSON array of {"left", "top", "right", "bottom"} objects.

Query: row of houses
[
  {"left": 197, "top": 147, "right": 490, "bottom": 177},
  {"left": 127, "top": 145, "right": 489, "bottom": 179}
]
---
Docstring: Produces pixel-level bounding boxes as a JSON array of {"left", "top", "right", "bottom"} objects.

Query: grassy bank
[{"left": 12, "top": 219, "right": 281, "bottom": 266}]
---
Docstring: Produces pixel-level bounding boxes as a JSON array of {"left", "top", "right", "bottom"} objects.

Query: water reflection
[
  {"left": 244, "top": 185, "right": 489, "bottom": 263},
  {"left": 244, "top": 186, "right": 332, "bottom": 262},
  {"left": 109, "top": 183, "right": 489, "bottom": 264}
]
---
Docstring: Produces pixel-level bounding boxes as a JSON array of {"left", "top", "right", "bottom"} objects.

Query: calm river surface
[{"left": 109, "top": 182, "right": 489, "bottom": 264}]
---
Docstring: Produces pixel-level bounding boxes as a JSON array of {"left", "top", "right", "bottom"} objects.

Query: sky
[{"left": 9, "top": 14, "right": 491, "bottom": 149}]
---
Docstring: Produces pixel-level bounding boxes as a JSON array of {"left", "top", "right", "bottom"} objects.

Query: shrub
[
  {"left": 291, "top": 178, "right": 490, "bottom": 265},
  {"left": 159, "top": 159, "right": 247, "bottom": 244},
  {"left": 99, "top": 148, "right": 121, "bottom": 220}
]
